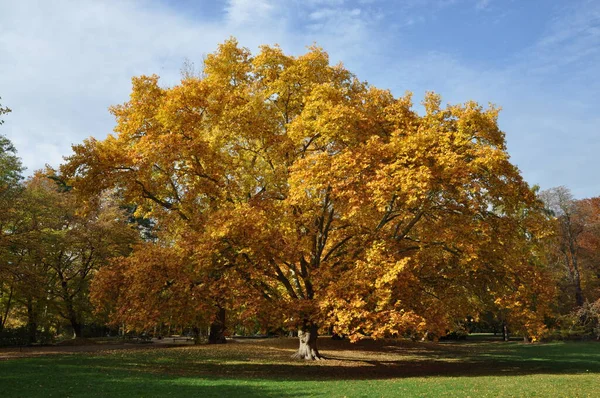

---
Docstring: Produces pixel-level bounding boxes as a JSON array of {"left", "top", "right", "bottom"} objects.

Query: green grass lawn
[{"left": 1, "top": 337, "right": 599, "bottom": 397}]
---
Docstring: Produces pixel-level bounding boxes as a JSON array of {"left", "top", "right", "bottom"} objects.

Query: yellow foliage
[{"left": 62, "top": 39, "right": 554, "bottom": 341}]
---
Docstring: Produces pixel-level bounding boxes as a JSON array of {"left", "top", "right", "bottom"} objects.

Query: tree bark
[
  {"left": 0, "top": 285, "right": 13, "bottom": 333},
  {"left": 26, "top": 300, "right": 37, "bottom": 344},
  {"left": 565, "top": 234, "right": 585, "bottom": 308},
  {"left": 573, "top": 268, "right": 584, "bottom": 308},
  {"left": 208, "top": 306, "right": 226, "bottom": 344},
  {"left": 65, "top": 299, "right": 82, "bottom": 338},
  {"left": 502, "top": 321, "right": 509, "bottom": 342},
  {"left": 70, "top": 317, "right": 82, "bottom": 339},
  {"left": 192, "top": 326, "right": 202, "bottom": 345},
  {"left": 292, "top": 324, "right": 323, "bottom": 360}
]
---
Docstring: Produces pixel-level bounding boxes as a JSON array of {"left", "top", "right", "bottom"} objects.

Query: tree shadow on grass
[
  {"left": 231, "top": 337, "right": 600, "bottom": 377},
  {"left": 1, "top": 339, "right": 599, "bottom": 395},
  {"left": 154, "top": 339, "right": 600, "bottom": 380},
  {"left": 56, "top": 348, "right": 600, "bottom": 380},
  {"left": 0, "top": 358, "right": 304, "bottom": 398}
]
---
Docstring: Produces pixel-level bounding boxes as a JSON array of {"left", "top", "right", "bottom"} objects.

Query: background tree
[
  {"left": 1, "top": 171, "right": 138, "bottom": 341},
  {"left": 540, "top": 187, "right": 600, "bottom": 315},
  {"left": 63, "top": 40, "right": 553, "bottom": 358},
  {"left": 0, "top": 99, "right": 24, "bottom": 334},
  {"left": 540, "top": 187, "right": 586, "bottom": 309},
  {"left": 576, "top": 197, "right": 600, "bottom": 300},
  {"left": 0, "top": 97, "right": 10, "bottom": 125},
  {"left": 32, "top": 173, "right": 138, "bottom": 338},
  {"left": 0, "top": 99, "right": 21, "bottom": 216}
]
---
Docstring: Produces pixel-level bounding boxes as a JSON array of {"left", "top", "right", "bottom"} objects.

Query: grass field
[{"left": 1, "top": 337, "right": 599, "bottom": 397}]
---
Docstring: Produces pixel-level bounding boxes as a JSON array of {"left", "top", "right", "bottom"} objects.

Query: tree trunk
[
  {"left": 0, "top": 285, "right": 13, "bottom": 333},
  {"left": 70, "top": 318, "right": 82, "bottom": 339},
  {"left": 574, "top": 269, "right": 584, "bottom": 308},
  {"left": 65, "top": 300, "right": 82, "bottom": 338},
  {"left": 192, "top": 326, "right": 202, "bottom": 345},
  {"left": 26, "top": 300, "right": 37, "bottom": 344},
  {"left": 292, "top": 324, "right": 323, "bottom": 360},
  {"left": 208, "top": 306, "right": 226, "bottom": 344},
  {"left": 502, "top": 321, "right": 509, "bottom": 342},
  {"left": 566, "top": 223, "right": 584, "bottom": 308}
]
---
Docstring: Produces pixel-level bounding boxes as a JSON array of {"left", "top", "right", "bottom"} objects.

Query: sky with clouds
[{"left": 1, "top": 0, "right": 598, "bottom": 197}]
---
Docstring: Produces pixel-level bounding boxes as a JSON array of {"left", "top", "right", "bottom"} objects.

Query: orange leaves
[
  {"left": 91, "top": 243, "right": 213, "bottom": 331},
  {"left": 62, "top": 39, "right": 551, "bottom": 342}
]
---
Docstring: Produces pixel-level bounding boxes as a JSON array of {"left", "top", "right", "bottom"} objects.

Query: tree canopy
[{"left": 59, "top": 39, "right": 555, "bottom": 357}]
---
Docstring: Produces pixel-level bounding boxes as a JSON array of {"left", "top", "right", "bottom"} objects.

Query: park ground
[{"left": 1, "top": 336, "right": 599, "bottom": 397}]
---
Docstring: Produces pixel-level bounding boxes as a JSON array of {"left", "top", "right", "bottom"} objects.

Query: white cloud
[
  {"left": 1, "top": 0, "right": 599, "bottom": 198},
  {"left": 309, "top": 8, "right": 338, "bottom": 20},
  {"left": 225, "top": 0, "right": 276, "bottom": 26},
  {"left": 0, "top": 0, "right": 380, "bottom": 174},
  {"left": 304, "top": 0, "right": 347, "bottom": 6},
  {"left": 528, "top": 2, "right": 600, "bottom": 78},
  {"left": 0, "top": 0, "right": 291, "bottom": 173},
  {"left": 357, "top": 0, "right": 600, "bottom": 198}
]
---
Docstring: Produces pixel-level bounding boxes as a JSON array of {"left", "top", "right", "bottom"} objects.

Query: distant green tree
[
  {"left": 0, "top": 98, "right": 22, "bottom": 191},
  {"left": 0, "top": 97, "right": 11, "bottom": 125},
  {"left": 0, "top": 99, "right": 24, "bottom": 334}
]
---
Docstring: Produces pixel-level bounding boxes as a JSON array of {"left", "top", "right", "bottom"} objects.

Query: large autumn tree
[{"left": 63, "top": 39, "right": 552, "bottom": 359}]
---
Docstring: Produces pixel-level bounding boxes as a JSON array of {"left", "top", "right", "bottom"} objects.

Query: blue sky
[{"left": 1, "top": 0, "right": 598, "bottom": 197}]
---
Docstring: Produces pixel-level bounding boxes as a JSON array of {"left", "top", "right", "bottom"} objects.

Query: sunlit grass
[{"left": 1, "top": 338, "right": 599, "bottom": 397}]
